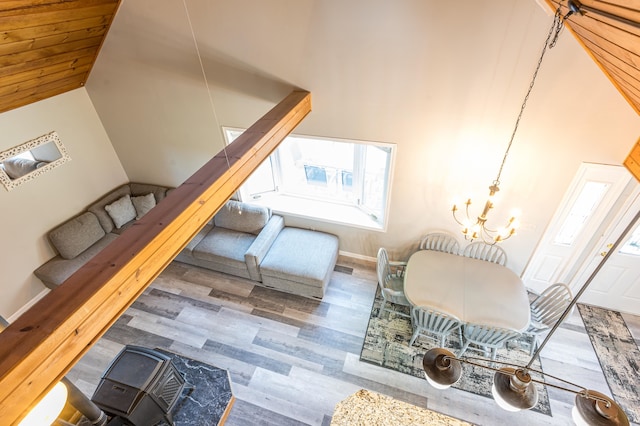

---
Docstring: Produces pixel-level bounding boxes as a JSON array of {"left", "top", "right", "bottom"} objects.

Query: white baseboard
[
  {"left": 338, "top": 250, "right": 376, "bottom": 263},
  {"left": 8, "top": 288, "right": 50, "bottom": 323}
]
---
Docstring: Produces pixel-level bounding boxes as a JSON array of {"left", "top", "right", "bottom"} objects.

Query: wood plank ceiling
[
  {"left": 544, "top": 0, "right": 640, "bottom": 182},
  {"left": 546, "top": 0, "right": 640, "bottom": 115},
  {"left": 0, "top": 0, "right": 120, "bottom": 114}
]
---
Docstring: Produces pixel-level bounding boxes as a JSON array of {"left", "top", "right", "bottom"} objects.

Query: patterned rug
[
  {"left": 577, "top": 304, "right": 640, "bottom": 424},
  {"left": 360, "top": 290, "right": 551, "bottom": 416}
]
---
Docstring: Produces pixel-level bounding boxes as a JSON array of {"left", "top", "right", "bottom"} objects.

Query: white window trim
[{"left": 223, "top": 127, "right": 395, "bottom": 231}]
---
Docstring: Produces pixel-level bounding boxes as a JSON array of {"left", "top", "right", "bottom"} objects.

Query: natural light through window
[
  {"left": 224, "top": 128, "right": 395, "bottom": 230},
  {"left": 554, "top": 181, "right": 609, "bottom": 246},
  {"left": 620, "top": 225, "right": 640, "bottom": 256}
]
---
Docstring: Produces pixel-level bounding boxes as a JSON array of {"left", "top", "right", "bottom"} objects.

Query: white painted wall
[
  {"left": 0, "top": 88, "right": 127, "bottom": 318},
  {"left": 86, "top": 0, "right": 640, "bottom": 278}
]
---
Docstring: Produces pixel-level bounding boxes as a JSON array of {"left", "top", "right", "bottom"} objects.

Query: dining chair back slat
[
  {"left": 459, "top": 323, "right": 520, "bottom": 360},
  {"left": 376, "top": 247, "right": 411, "bottom": 318},
  {"left": 514, "top": 283, "right": 573, "bottom": 355},
  {"left": 530, "top": 283, "right": 572, "bottom": 325},
  {"left": 410, "top": 306, "right": 462, "bottom": 347},
  {"left": 462, "top": 242, "right": 507, "bottom": 266},
  {"left": 419, "top": 232, "right": 460, "bottom": 255}
]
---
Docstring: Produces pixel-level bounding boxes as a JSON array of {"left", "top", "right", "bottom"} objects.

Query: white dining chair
[
  {"left": 515, "top": 283, "right": 573, "bottom": 355},
  {"left": 409, "top": 306, "right": 462, "bottom": 347},
  {"left": 458, "top": 323, "right": 521, "bottom": 360},
  {"left": 462, "top": 242, "right": 507, "bottom": 266},
  {"left": 376, "top": 247, "right": 411, "bottom": 318},
  {"left": 419, "top": 232, "right": 460, "bottom": 255}
]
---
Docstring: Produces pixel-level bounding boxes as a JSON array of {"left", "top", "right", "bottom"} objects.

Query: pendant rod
[
  {"left": 568, "top": 0, "right": 640, "bottom": 30},
  {"left": 441, "top": 354, "right": 612, "bottom": 405},
  {"left": 526, "top": 208, "right": 640, "bottom": 369}
]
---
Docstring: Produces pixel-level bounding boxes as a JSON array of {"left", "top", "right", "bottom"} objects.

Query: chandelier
[{"left": 452, "top": 2, "right": 568, "bottom": 245}]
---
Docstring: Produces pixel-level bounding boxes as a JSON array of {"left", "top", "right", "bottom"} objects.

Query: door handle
[{"left": 601, "top": 242, "right": 615, "bottom": 256}]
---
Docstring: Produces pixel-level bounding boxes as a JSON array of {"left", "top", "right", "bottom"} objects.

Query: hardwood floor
[{"left": 67, "top": 259, "right": 640, "bottom": 426}]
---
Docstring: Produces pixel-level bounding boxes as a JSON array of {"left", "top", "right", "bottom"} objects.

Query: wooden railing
[{"left": 0, "top": 90, "right": 311, "bottom": 424}]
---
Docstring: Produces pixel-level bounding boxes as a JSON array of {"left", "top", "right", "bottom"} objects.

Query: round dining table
[{"left": 404, "top": 250, "right": 531, "bottom": 332}]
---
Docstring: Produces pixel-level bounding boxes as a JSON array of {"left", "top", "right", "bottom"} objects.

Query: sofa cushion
[
  {"left": 259, "top": 227, "right": 339, "bottom": 289},
  {"left": 105, "top": 194, "right": 137, "bottom": 229},
  {"left": 192, "top": 227, "right": 256, "bottom": 270},
  {"left": 35, "top": 233, "right": 119, "bottom": 288},
  {"left": 130, "top": 183, "right": 168, "bottom": 202},
  {"left": 214, "top": 200, "right": 270, "bottom": 235},
  {"left": 49, "top": 212, "right": 106, "bottom": 260},
  {"left": 180, "top": 223, "right": 214, "bottom": 256},
  {"left": 87, "top": 185, "right": 132, "bottom": 233},
  {"left": 131, "top": 193, "right": 156, "bottom": 219}
]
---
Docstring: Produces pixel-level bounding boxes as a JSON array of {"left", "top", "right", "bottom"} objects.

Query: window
[
  {"left": 553, "top": 181, "right": 609, "bottom": 246},
  {"left": 620, "top": 224, "right": 640, "bottom": 256},
  {"left": 223, "top": 128, "right": 394, "bottom": 230}
]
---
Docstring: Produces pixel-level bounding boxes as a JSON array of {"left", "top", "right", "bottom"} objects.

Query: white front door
[
  {"left": 571, "top": 189, "right": 640, "bottom": 315},
  {"left": 522, "top": 163, "right": 633, "bottom": 294}
]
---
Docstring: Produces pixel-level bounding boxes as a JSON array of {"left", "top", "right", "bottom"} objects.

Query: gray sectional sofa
[
  {"left": 35, "top": 186, "right": 339, "bottom": 299},
  {"left": 176, "top": 200, "right": 339, "bottom": 299},
  {"left": 34, "top": 183, "right": 170, "bottom": 289}
]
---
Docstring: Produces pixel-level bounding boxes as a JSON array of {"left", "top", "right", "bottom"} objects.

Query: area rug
[
  {"left": 360, "top": 290, "right": 552, "bottom": 416},
  {"left": 577, "top": 304, "right": 640, "bottom": 424}
]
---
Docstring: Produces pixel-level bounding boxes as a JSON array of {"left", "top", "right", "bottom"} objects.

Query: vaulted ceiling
[
  {"left": 0, "top": 1, "right": 639, "bottom": 118},
  {"left": 547, "top": 0, "right": 640, "bottom": 115},
  {"left": 0, "top": 0, "right": 120, "bottom": 113}
]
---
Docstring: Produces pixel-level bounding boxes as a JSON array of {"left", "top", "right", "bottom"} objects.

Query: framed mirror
[{"left": 0, "top": 131, "right": 70, "bottom": 191}]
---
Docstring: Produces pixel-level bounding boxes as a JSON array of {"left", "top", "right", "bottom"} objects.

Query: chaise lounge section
[
  {"left": 177, "top": 200, "right": 339, "bottom": 299},
  {"left": 259, "top": 227, "right": 339, "bottom": 299},
  {"left": 175, "top": 200, "right": 284, "bottom": 281}
]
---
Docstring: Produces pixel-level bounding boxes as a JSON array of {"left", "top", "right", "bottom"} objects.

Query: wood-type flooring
[{"left": 67, "top": 259, "right": 640, "bottom": 426}]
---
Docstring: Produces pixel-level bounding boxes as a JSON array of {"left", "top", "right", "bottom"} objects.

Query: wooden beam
[
  {"left": 0, "top": 90, "right": 311, "bottom": 425},
  {"left": 544, "top": 0, "right": 640, "bottom": 115},
  {"left": 625, "top": 137, "right": 640, "bottom": 182}
]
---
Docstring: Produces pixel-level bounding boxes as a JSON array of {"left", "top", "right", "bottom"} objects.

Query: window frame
[{"left": 223, "top": 127, "right": 395, "bottom": 231}]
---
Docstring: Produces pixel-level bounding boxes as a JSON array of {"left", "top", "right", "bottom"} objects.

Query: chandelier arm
[
  {"left": 480, "top": 229, "right": 494, "bottom": 245},
  {"left": 441, "top": 355, "right": 612, "bottom": 407},
  {"left": 481, "top": 224, "right": 501, "bottom": 244},
  {"left": 482, "top": 216, "right": 517, "bottom": 234},
  {"left": 480, "top": 219, "right": 516, "bottom": 243},
  {"left": 465, "top": 201, "right": 471, "bottom": 223},
  {"left": 452, "top": 209, "right": 465, "bottom": 227}
]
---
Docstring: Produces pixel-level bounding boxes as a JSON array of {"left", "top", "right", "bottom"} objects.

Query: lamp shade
[
  {"left": 491, "top": 368, "right": 538, "bottom": 412},
  {"left": 19, "top": 381, "right": 68, "bottom": 426},
  {"left": 422, "top": 348, "right": 462, "bottom": 389},
  {"left": 572, "top": 390, "right": 629, "bottom": 426}
]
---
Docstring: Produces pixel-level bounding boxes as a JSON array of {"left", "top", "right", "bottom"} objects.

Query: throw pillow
[
  {"left": 131, "top": 193, "right": 156, "bottom": 220},
  {"left": 49, "top": 212, "right": 106, "bottom": 260},
  {"left": 2, "top": 157, "right": 39, "bottom": 179},
  {"left": 104, "top": 194, "right": 137, "bottom": 229}
]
